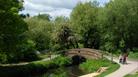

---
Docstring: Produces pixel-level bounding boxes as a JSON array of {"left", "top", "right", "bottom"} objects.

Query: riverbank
[
  {"left": 0, "top": 56, "right": 71, "bottom": 77},
  {"left": 79, "top": 58, "right": 120, "bottom": 77},
  {"left": 0, "top": 54, "right": 121, "bottom": 77}
]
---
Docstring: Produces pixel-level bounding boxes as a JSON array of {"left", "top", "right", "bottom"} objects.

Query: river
[{"left": 32, "top": 65, "right": 87, "bottom": 77}]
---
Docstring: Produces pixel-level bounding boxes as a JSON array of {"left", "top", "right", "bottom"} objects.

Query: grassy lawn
[
  {"left": 97, "top": 62, "right": 120, "bottom": 77},
  {"left": 79, "top": 58, "right": 120, "bottom": 77},
  {"left": 128, "top": 52, "right": 138, "bottom": 60},
  {"left": 125, "top": 73, "right": 138, "bottom": 77},
  {"left": 127, "top": 49, "right": 138, "bottom": 60}
]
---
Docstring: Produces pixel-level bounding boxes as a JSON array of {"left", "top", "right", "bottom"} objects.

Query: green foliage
[
  {"left": 34, "top": 14, "right": 51, "bottom": 21},
  {"left": 51, "top": 44, "right": 61, "bottom": 51},
  {"left": 0, "top": 56, "right": 71, "bottom": 77},
  {"left": 0, "top": 0, "right": 23, "bottom": 13},
  {"left": 0, "top": 53, "right": 8, "bottom": 64},
  {"left": 100, "top": 0, "right": 138, "bottom": 53},
  {"left": 97, "top": 62, "right": 120, "bottom": 77},
  {"left": 0, "top": 0, "right": 138, "bottom": 65},
  {"left": 0, "top": 12, "right": 28, "bottom": 53},
  {"left": 57, "top": 25, "right": 78, "bottom": 49},
  {"left": 0, "top": 0, "right": 39, "bottom": 63},
  {"left": 53, "top": 16, "right": 78, "bottom": 50},
  {"left": 79, "top": 59, "right": 109, "bottom": 73},
  {"left": 31, "top": 56, "right": 72, "bottom": 68},
  {"left": 52, "top": 56, "right": 72, "bottom": 66},
  {"left": 25, "top": 17, "right": 52, "bottom": 51},
  {"left": 125, "top": 73, "right": 138, "bottom": 77},
  {"left": 71, "top": 2, "right": 101, "bottom": 48},
  {"left": 0, "top": 0, "right": 45, "bottom": 64},
  {"left": 80, "top": 58, "right": 120, "bottom": 77},
  {"left": 128, "top": 52, "right": 138, "bottom": 59},
  {"left": 17, "top": 40, "right": 39, "bottom": 62}
]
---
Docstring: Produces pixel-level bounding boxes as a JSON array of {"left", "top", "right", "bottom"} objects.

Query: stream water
[{"left": 32, "top": 65, "right": 87, "bottom": 77}]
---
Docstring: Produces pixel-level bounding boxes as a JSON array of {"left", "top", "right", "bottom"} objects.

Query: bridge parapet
[{"left": 65, "top": 48, "right": 102, "bottom": 59}]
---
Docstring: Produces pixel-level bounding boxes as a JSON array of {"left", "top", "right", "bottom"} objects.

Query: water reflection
[{"left": 33, "top": 66, "right": 86, "bottom": 77}]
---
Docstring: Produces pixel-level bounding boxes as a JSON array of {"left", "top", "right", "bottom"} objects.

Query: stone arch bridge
[{"left": 64, "top": 48, "right": 102, "bottom": 59}]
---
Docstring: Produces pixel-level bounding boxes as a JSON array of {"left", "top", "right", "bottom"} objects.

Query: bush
[
  {"left": 17, "top": 39, "right": 40, "bottom": 62},
  {"left": 0, "top": 39, "right": 40, "bottom": 64},
  {"left": 79, "top": 58, "right": 120, "bottom": 77},
  {"left": 30, "top": 56, "right": 72, "bottom": 68},
  {"left": 0, "top": 56, "right": 72, "bottom": 77},
  {"left": 0, "top": 53, "right": 8, "bottom": 64},
  {"left": 79, "top": 58, "right": 110, "bottom": 73},
  {"left": 51, "top": 44, "right": 61, "bottom": 51},
  {"left": 52, "top": 56, "right": 72, "bottom": 66},
  {"left": 128, "top": 52, "right": 138, "bottom": 59}
]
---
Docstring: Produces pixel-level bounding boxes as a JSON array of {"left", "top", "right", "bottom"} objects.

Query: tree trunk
[
  {"left": 75, "top": 41, "right": 79, "bottom": 48},
  {"left": 111, "top": 52, "right": 114, "bottom": 63}
]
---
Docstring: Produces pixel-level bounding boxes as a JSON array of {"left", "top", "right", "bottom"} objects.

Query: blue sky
[{"left": 20, "top": 0, "right": 109, "bottom": 17}]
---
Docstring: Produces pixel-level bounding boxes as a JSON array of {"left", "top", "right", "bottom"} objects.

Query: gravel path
[
  {"left": 106, "top": 58, "right": 138, "bottom": 77},
  {"left": 0, "top": 55, "right": 59, "bottom": 67}
]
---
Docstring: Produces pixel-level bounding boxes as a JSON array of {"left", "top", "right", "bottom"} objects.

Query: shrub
[
  {"left": 0, "top": 56, "right": 72, "bottom": 77},
  {"left": 52, "top": 56, "right": 72, "bottom": 66},
  {"left": 0, "top": 53, "right": 8, "bottom": 64},
  {"left": 27, "top": 56, "right": 72, "bottom": 71},
  {"left": 79, "top": 58, "right": 110, "bottom": 73}
]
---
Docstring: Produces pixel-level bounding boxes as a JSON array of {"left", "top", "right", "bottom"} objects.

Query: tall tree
[
  {"left": 0, "top": 0, "right": 31, "bottom": 63},
  {"left": 25, "top": 16, "right": 52, "bottom": 51},
  {"left": 51, "top": 16, "right": 78, "bottom": 50},
  {"left": 99, "top": 0, "right": 138, "bottom": 54},
  {"left": 71, "top": 2, "right": 100, "bottom": 49},
  {"left": 34, "top": 14, "right": 51, "bottom": 21}
]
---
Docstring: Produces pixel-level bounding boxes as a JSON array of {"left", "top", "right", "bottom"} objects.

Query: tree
[
  {"left": 20, "top": 13, "right": 30, "bottom": 18},
  {"left": 53, "top": 16, "right": 78, "bottom": 50},
  {"left": 34, "top": 14, "right": 51, "bottom": 21},
  {"left": 104, "top": 0, "right": 138, "bottom": 53},
  {"left": 25, "top": 16, "right": 52, "bottom": 51},
  {"left": 57, "top": 24, "right": 78, "bottom": 49},
  {"left": 97, "top": 0, "right": 138, "bottom": 62},
  {"left": 71, "top": 2, "right": 101, "bottom": 48},
  {"left": 0, "top": 0, "right": 38, "bottom": 63}
]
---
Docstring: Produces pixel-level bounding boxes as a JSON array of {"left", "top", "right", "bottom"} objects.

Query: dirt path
[
  {"left": 106, "top": 58, "right": 138, "bottom": 77},
  {"left": 0, "top": 55, "right": 59, "bottom": 67}
]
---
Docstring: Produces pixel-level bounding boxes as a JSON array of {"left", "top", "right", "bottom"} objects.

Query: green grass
[
  {"left": 0, "top": 56, "right": 72, "bottom": 77},
  {"left": 125, "top": 73, "right": 138, "bottom": 77},
  {"left": 38, "top": 54, "right": 49, "bottom": 59},
  {"left": 79, "top": 58, "right": 120, "bottom": 77},
  {"left": 97, "top": 62, "right": 120, "bottom": 77},
  {"left": 128, "top": 52, "right": 138, "bottom": 60}
]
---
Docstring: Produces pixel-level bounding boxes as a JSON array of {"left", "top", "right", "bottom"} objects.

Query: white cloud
[
  {"left": 20, "top": 0, "right": 109, "bottom": 17},
  {"left": 26, "top": 0, "right": 79, "bottom": 9}
]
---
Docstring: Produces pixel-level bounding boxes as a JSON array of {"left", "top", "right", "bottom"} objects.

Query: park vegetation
[
  {"left": 125, "top": 72, "right": 138, "bottom": 77},
  {"left": 0, "top": 0, "right": 138, "bottom": 64},
  {"left": 0, "top": 56, "right": 72, "bottom": 77},
  {"left": 0, "top": 0, "right": 138, "bottom": 77}
]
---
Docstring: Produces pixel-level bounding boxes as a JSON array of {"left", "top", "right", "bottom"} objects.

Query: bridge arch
[
  {"left": 65, "top": 48, "right": 102, "bottom": 59},
  {"left": 72, "top": 55, "right": 86, "bottom": 65}
]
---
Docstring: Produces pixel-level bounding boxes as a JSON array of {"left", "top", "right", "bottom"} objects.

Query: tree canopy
[{"left": 0, "top": 0, "right": 138, "bottom": 63}]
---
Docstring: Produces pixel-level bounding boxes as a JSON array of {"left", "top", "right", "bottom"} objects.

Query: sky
[{"left": 20, "top": 0, "right": 109, "bottom": 17}]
